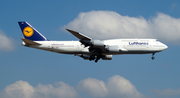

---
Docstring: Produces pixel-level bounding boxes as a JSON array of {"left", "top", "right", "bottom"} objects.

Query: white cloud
[
  {"left": 1, "top": 81, "right": 34, "bottom": 98},
  {"left": 107, "top": 75, "right": 144, "bottom": 98},
  {"left": 0, "top": 29, "right": 15, "bottom": 51},
  {"left": 77, "top": 75, "right": 145, "bottom": 98},
  {"left": 0, "top": 75, "right": 145, "bottom": 98},
  {"left": 63, "top": 10, "right": 180, "bottom": 44},
  {"left": 77, "top": 78, "right": 107, "bottom": 97},
  {"left": 0, "top": 81, "right": 79, "bottom": 98},
  {"left": 150, "top": 88, "right": 180, "bottom": 98},
  {"left": 34, "top": 82, "right": 79, "bottom": 98},
  {"left": 150, "top": 13, "right": 180, "bottom": 43}
]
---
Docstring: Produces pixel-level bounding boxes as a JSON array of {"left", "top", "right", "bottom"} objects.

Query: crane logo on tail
[{"left": 23, "top": 27, "right": 34, "bottom": 37}]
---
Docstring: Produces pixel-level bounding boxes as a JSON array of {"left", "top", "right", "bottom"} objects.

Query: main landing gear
[
  {"left": 95, "top": 55, "right": 101, "bottom": 63},
  {"left": 89, "top": 55, "right": 95, "bottom": 61},
  {"left": 151, "top": 53, "right": 155, "bottom": 60},
  {"left": 89, "top": 55, "right": 101, "bottom": 63}
]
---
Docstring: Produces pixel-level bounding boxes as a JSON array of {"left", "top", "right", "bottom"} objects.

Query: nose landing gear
[{"left": 151, "top": 53, "right": 155, "bottom": 60}]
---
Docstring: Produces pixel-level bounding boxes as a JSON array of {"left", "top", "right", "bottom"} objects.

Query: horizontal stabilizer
[
  {"left": 66, "top": 29, "right": 91, "bottom": 40},
  {"left": 21, "top": 38, "right": 41, "bottom": 45}
]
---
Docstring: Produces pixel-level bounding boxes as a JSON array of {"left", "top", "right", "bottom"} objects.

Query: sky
[{"left": 0, "top": 0, "right": 180, "bottom": 98}]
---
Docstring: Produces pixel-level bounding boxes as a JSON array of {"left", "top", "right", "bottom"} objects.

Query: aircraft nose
[
  {"left": 165, "top": 44, "right": 168, "bottom": 49},
  {"left": 163, "top": 44, "right": 168, "bottom": 50}
]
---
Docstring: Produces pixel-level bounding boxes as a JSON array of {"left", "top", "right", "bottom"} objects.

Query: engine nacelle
[
  {"left": 102, "top": 55, "right": 112, "bottom": 60},
  {"left": 91, "top": 40, "right": 105, "bottom": 47},
  {"left": 106, "top": 46, "right": 120, "bottom": 52}
]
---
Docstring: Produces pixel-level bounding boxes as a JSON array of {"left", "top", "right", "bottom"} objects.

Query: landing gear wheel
[{"left": 151, "top": 56, "right": 155, "bottom": 60}]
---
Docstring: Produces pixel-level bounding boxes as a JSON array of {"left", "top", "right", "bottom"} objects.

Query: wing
[
  {"left": 66, "top": 29, "right": 92, "bottom": 47},
  {"left": 66, "top": 29, "right": 91, "bottom": 40}
]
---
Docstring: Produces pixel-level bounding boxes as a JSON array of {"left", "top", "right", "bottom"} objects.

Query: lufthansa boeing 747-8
[{"left": 18, "top": 21, "right": 168, "bottom": 62}]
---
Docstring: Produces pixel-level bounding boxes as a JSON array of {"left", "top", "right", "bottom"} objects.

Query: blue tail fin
[{"left": 18, "top": 21, "right": 48, "bottom": 41}]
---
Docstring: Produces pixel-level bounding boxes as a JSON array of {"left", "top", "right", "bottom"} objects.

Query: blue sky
[{"left": 0, "top": 0, "right": 180, "bottom": 98}]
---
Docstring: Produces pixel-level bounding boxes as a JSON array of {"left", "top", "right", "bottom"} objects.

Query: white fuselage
[{"left": 24, "top": 39, "right": 168, "bottom": 55}]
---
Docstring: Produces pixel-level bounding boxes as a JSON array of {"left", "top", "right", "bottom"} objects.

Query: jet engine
[
  {"left": 91, "top": 40, "right": 105, "bottom": 47},
  {"left": 101, "top": 55, "right": 112, "bottom": 60},
  {"left": 106, "top": 46, "right": 120, "bottom": 52}
]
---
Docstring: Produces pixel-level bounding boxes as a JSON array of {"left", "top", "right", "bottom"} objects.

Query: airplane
[{"left": 18, "top": 21, "right": 168, "bottom": 63}]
